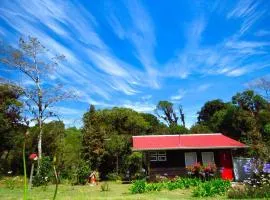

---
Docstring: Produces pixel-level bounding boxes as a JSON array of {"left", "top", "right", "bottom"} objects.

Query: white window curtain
[
  {"left": 202, "top": 152, "right": 215, "bottom": 164},
  {"left": 185, "top": 152, "right": 197, "bottom": 166}
]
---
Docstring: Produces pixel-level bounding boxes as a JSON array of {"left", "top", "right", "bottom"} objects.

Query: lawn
[{"left": 0, "top": 180, "right": 225, "bottom": 200}]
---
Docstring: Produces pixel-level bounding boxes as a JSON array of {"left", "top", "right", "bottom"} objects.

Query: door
[{"left": 219, "top": 151, "right": 234, "bottom": 180}]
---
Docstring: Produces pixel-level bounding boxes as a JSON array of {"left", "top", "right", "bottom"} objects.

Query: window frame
[
  {"left": 184, "top": 152, "right": 197, "bottom": 167},
  {"left": 149, "top": 151, "right": 167, "bottom": 162},
  {"left": 201, "top": 151, "right": 215, "bottom": 165}
]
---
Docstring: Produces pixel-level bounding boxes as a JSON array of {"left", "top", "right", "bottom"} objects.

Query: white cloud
[
  {"left": 255, "top": 29, "right": 270, "bottom": 37},
  {"left": 171, "top": 89, "right": 186, "bottom": 101},
  {"left": 107, "top": 0, "right": 160, "bottom": 88},
  {"left": 122, "top": 101, "right": 156, "bottom": 113},
  {"left": 197, "top": 84, "right": 211, "bottom": 92}
]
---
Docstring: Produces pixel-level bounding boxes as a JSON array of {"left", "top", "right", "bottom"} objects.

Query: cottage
[{"left": 132, "top": 133, "right": 248, "bottom": 180}]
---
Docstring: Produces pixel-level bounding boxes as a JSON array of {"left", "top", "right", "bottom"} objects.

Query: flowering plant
[
  {"left": 243, "top": 158, "right": 270, "bottom": 187},
  {"left": 186, "top": 162, "right": 217, "bottom": 179}
]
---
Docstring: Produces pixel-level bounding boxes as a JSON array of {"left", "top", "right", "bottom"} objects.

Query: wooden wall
[{"left": 146, "top": 149, "right": 225, "bottom": 180}]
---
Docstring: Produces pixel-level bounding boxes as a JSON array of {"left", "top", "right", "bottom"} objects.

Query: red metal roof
[{"left": 132, "top": 133, "right": 248, "bottom": 151}]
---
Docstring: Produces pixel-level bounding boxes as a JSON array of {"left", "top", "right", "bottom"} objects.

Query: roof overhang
[{"left": 132, "top": 146, "right": 249, "bottom": 151}]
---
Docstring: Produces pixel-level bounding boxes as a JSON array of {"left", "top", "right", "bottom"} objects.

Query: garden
[{"left": 1, "top": 159, "right": 270, "bottom": 199}]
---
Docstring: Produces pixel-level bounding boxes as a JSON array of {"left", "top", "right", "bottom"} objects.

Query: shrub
[
  {"left": 107, "top": 172, "right": 122, "bottom": 181},
  {"left": 33, "top": 156, "right": 52, "bottom": 187},
  {"left": 4, "top": 176, "right": 19, "bottom": 189},
  {"left": 186, "top": 162, "right": 217, "bottom": 179},
  {"left": 130, "top": 179, "right": 146, "bottom": 194},
  {"left": 75, "top": 160, "right": 90, "bottom": 185},
  {"left": 100, "top": 182, "right": 110, "bottom": 192},
  {"left": 145, "top": 182, "right": 164, "bottom": 192},
  {"left": 192, "top": 179, "right": 230, "bottom": 197}
]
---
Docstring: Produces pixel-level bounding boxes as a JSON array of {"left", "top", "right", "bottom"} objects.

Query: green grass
[{"left": 0, "top": 177, "right": 225, "bottom": 200}]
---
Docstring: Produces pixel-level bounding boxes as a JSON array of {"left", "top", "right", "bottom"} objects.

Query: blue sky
[{"left": 0, "top": 0, "right": 270, "bottom": 128}]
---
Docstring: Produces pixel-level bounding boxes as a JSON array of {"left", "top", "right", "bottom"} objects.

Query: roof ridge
[{"left": 132, "top": 133, "right": 222, "bottom": 137}]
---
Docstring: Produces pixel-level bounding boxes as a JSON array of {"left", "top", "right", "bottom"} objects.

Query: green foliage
[
  {"left": 263, "top": 123, "right": 270, "bottom": 135},
  {"left": 189, "top": 124, "right": 212, "bottom": 133},
  {"left": 100, "top": 182, "right": 110, "bottom": 192},
  {"left": 145, "top": 182, "right": 164, "bottom": 191},
  {"left": 232, "top": 90, "right": 268, "bottom": 115},
  {"left": 82, "top": 105, "right": 152, "bottom": 178},
  {"left": 130, "top": 177, "right": 202, "bottom": 194},
  {"left": 33, "top": 156, "right": 52, "bottom": 187},
  {"left": 29, "top": 121, "right": 65, "bottom": 159},
  {"left": 228, "top": 184, "right": 270, "bottom": 199},
  {"left": 198, "top": 99, "right": 227, "bottom": 123},
  {"left": 60, "top": 127, "right": 82, "bottom": 180},
  {"left": 106, "top": 172, "right": 122, "bottom": 181},
  {"left": 168, "top": 124, "right": 189, "bottom": 134},
  {"left": 192, "top": 179, "right": 231, "bottom": 197},
  {"left": 155, "top": 100, "right": 178, "bottom": 126},
  {"left": 0, "top": 84, "right": 24, "bottom": 173},
  {"left": 75, "top": 160, "right": 90, "bottom": 185},
  {"left": 130, "top": 179, "right": 146, "bottom": 194},
  {"left": 125, "top": 152, "right": 143, "bottom": 178},
  {"left": 4, "top": 176, "right": 19, "bottom": 190}
]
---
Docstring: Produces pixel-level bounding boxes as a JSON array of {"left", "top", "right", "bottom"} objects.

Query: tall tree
[
  {"left": 197, "top": 99, "right": 227, "bottom": 123},
  {"left": 232, "top": 90, "right": 268, "bottom": 116},
  {"left": 0, "top": 37, "right": 74, "bottom": 168},
  {"left": 251, "top": 77, "right": 270, "bottom": 101},
  {"left": 155, "top": 101, "right": 178, "bottom": 126},
  {"left": 0, "top": 83, "right": 23, "bottom": 156}
]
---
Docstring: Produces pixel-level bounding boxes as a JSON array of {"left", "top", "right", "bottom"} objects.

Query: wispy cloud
[
  {"left": 107, "top": 0, "right": 160, "bottom": 88},
  {"left": 122, "top": 100, "right": 156, "bottom": 113},
  {"left": 197, "top": 84, "right": 212, "bottom": 92},
  {"left": 255, "top": 29, "right": 270, "bottom": 37},
  {"left": 171, "top": 89, "right": 186, "bottom": 101}
]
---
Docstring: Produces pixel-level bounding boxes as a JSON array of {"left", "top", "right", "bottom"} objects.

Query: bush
[
  {"left": 130, "top": 179, "right": 146, "bottom": 194},
  {"left": 130, "top": 177, "right": 202, "bottom": 194},
  {"left": 33, "top": 156, "right": 52, "bottom": 187},
  {"left": 192, "top": 179, "right": 230, "bottom": 197},
  {"left": 145, "top": 182, "right": 164, "bottom": 192},
  {"left": 167, "top": 177, "right": 201, "bottom": 190},
  {"left": 186, "top": 162, "right": 217, "bottom": 180},
  {"left": 107, "top": 172, "right": 121, "bottom": 181},
  {"left": 75, "top": 160, "right": 90, "bottom": 185},
  {"left": 228, "top": 184, "right": 270, "bottom": 199}
]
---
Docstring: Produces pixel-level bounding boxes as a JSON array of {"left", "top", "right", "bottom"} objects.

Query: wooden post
[{"left": 28, "top": 163, "right": 34, "bottom": 190}]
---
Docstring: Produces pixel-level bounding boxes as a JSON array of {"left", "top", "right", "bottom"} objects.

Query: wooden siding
[{"left": 146, "top": 149, "right": 225, "bottom": 180}]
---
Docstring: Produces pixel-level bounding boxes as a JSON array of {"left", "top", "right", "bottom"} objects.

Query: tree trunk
[
  {"left": 37, "top": 119, "right": 43, "bottom": 173},
  {"left": 116, "top": 154, "right": 119, "bottom": 175}
]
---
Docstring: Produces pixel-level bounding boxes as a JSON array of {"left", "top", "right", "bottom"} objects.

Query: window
[
  {"left": 185, "top": 152, "right": 197, "bottom": 167},
  {"left": 150, "top": 151, "right": 167, "bottom": 162},
  {"left": 202, "top": 152, "right": 215, "bottom": 164}
]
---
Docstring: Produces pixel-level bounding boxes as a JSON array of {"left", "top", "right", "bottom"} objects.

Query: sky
[{"left": 0, "top": 0, "right": 270, "bottom": 128}]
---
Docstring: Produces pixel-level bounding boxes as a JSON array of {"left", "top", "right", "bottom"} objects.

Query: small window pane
[
  {"left": 150, "top": 152, "right": 157, "bottom": 161},
  {"left": 202, "top": 152, "right": 215, "bottom": 164},
  {"left": 150, "top": 151, "right": 166, "bottom": 162},
  {"left": 185, "top": 152, "right": 197, "bottom": 167}
]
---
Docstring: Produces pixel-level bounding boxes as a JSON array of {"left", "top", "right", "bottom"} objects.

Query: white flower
[{"left": 7, "top": 171, "right": 12, "bottom": 174}]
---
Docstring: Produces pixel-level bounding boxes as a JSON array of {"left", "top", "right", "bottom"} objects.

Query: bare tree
[
  {"left": 179, "top": 105, "right": 185, "bottom": 127},
  {"left": 155, "top": 101, "right": 178, "bottom": 126},
  {"left": 0, "top": 36, "right": 74, "bottom": 169},
  {"left": 250, "top": 78, "right": 270, "bottom": 101}
]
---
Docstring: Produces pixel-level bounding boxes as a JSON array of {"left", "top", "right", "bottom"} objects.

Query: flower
[{"left": 263, "top": 163, "right": 270, "bottom": 174}]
